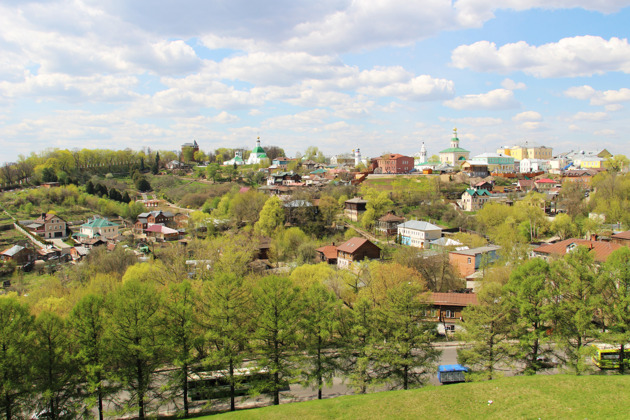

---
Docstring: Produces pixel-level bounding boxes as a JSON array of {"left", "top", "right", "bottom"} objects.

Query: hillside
[{"left": 204, "top": 374, "right": 630, "bottom": 419}]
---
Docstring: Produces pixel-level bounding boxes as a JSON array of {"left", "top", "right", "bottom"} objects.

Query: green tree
[
  {"left": 549, "top": 246, "right": 599, "bottom": 374},
  {"left": 106, "top": 280, "right": 164, "bottom": 419},
  {"left": 151, "top": 152, "right": 160, "bottom": 175},
  {"left": 597, "top": 247, "right": 630, "bottom": 373},
  {"left": 68, "top": 294, "right": 109, "bottom": 420},
  {"left": 206, "top": 163, "right": 221, "bottom": 182},
  {"left": 344, "top": 297, "right": 378, "bottom": 394},
  {"left": 376, "top": 283, "right": 440, "bottom": 389},
  {"left": 254, "top": 196, "right": 285, "bottom": 237},
  {"left": 33, "top": 311, "right": 78, "bottom": 419},
  {"left": 201, "top": 273, "right": 251, "bottom": 411},
  {"left": 252, "top": 276, "right": 302, "bottom": 405},
  {"left": 504, "top": 258, "right": 553, "bottom": 374},
  {"left": 0, "top": 297, "right": 35, "bottom": 420},
  {"left": 135, "top": 177, "right": 151, "bottom": 192},
  {"left": 299, "top": 283, "right": 341, "bottom": 399},
  {"left": 318, "top": 195, "right": 341, "bottom": 226},
  {"left": 162, "top": 281, "right": 200, "bottom": 417},
  {"left": 457, "top": 282, "right": 515, "bottom": 380},
  {"left": 550, "top": 213, "right": 578, "bottom": 240}
]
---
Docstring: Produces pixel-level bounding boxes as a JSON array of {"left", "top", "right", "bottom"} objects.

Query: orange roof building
[{"left": 532, "top": 239, "right": 622, "bottom": 262}]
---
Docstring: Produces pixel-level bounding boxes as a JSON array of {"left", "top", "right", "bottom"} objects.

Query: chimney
[{"left": 590, "top": 233, "right": 598, "bottom": 242}]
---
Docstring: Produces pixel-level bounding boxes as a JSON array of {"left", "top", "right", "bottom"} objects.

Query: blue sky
[{"left": 1, "top": 0, "right": 630, "bottom": 164}]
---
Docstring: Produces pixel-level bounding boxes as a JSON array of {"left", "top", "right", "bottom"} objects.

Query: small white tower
[
  {"left": 354, "top": 148, "right": 361, "bottom": 166},
  {"left": 450, "top": 128, "right": 459, "bottom": 149},
  {"left": 420, "top": 142, "right": 427, "bottom": 163}
]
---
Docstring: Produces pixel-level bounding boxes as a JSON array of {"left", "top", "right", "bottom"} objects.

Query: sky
[{"left": 1, "top": 0, "right": 630, "bottom": 164}]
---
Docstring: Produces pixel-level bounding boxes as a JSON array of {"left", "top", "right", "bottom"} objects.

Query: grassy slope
[{"left": 206, "top": 375, "right": 630, "bottom": 419}]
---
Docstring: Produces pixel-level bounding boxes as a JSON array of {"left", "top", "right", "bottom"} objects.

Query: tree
[
  {"left": 457, "top": 282, "right": 515, "bottom": 380},
  {"left": 108, "top": 187, "right": 122, "bottom": 202},
  {"left": 161, "top": 281, "right": 200, "bottom": 417},
  {"left": 182, "top": 147, "right": 195, "bottom": 162},
  {"left": 548, "top": 246, "right": 599, "bottom": 374},
  {"left": 393, "top": 248, "right": 460, "bottom": 292},
  {"left": 201, "top": 273, "right": 251, "bottom": 411},
  {"left": 597, "top": 247, "right": 630, "bottom": 373},
  {"left": 318, "top": 195, "right": 340, "bottom": 227},
  {"left": 85, "top": 180, "right": 95, "bottom": 195},
  {"left": 254, "top": 196, "right": 285, "bottom": 236},
  {"left": 68, "top": 294, "right": 109, "bottom": 420},
  {"left": 0, "top": 297, "right": 35, "bottom": 420},
  {"left": 504, "top": 258, "right": 553, "bottom": 374},
  {"left": 106, "top": 280, "right": 164, "bottom": 419},
  {"left": 32, "top": 311, "right": 78, "bottom": 419},
  {"left": 299, "top": 283, "right": 341, "bottom": 399},
  {"left": 343, "top": 297, "right": 379, "bottom": 394},
  {"left": 252, "top": 276, "right": 302, "bottom": 405},
  {"left": 550, "top": 213, "right": 578, "bottom": 240},
  {"left": 375, "top": 283, "right": 440, "bottom": 389},
  {"left": 151, "top": 152, "right": 160, "bottom": 175},
  {"left": 135, "top": 177, "right": 151, "bottom": 192},
  {"left": 229, "top": 190, "right": 268, "bottom": 225}
]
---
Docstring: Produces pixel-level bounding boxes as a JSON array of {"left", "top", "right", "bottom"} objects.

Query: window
[
  {"left": 445, "top": 324, "right": 455, "bottom": 331},
  {"left": 444, "top": 310, "right": 454, "bottom": 318},
  {"left": 467, "top": 257, "right": 472, "bottom": 264}
]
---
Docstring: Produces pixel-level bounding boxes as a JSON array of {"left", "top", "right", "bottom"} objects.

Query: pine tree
[
  {"left": 152, "top": 152, "right": 160, "bottom": 175},
  {"left": 252, "top": 276, "right": 302, "bottom": 405},
  {"left": 0, "top": 297, "right": 35, "bottom": 420},
  {"left": 343, "top": 297, "right": 379, "bottom": 394}
]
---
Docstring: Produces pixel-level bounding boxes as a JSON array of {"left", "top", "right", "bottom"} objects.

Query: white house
[
  {"left": 246, "top": 137, "right": 269, "bottom": 165},
  {"left": 397, "top": 220, "right": 442, "bottom": 248},
  {"left": 520, "top": 158, "right": 550, "bottom": 173},
  {"left": 79, "top": 218, "right": 119, "bottom": 240}
]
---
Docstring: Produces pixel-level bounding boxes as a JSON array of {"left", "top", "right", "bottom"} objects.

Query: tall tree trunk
[
  {"left": 137, "top": 358, "right": 145, "bottom": 420},
  {"left": 183, "top": 362, "right": 189, "bottom": 418},
  {"left": 229, "top": 359, "right": 235, "bottom": 411},
  {"left": 317, "top": 336, "right": 323, "bottom": 400}
]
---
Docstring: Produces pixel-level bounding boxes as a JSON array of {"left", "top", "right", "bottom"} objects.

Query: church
[
  {"left": 247, "top": 137, "right": 269, "bottom": 165},
  {"left": 439, "top": 128, "right": 469, "bottom": 166}
]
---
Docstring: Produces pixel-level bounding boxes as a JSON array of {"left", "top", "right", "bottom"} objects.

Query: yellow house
[{"left": 497, "top": 141, "right": 552, "bottom": 161}]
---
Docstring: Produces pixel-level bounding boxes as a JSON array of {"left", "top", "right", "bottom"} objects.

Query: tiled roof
[
  {"left": 316, "top": 245, "right": 338, "bottom": 260},
  {"left": 533, "top": 239, "right": 622, "bottom": 262},
  {"left": 337, "top": 237, "right": 376, "bottom": 254},
  {"left": 611, "top": 231, "right": 630, "bottom": 240},
  {"left": 379, "top": 213, "right": 405, "bottom": 222},
  {"left": 146, "top": 225, "right": 179, "bottom": 234},
  {"left": 429, "top": 292, "right": 478, "bottom": 306},
  {"left": 535, "top": 178, "right": 556, "bottom": 184}
]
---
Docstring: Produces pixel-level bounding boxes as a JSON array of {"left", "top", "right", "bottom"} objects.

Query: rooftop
[
  {"left": 533, "top": 239, "right": 622, "bottom": 262},
  {"left": 398, "top": 220, "right": 442, "bottom": 231},
  {"left": 450, "top": 245, "right": 501, "bottom": 256}
]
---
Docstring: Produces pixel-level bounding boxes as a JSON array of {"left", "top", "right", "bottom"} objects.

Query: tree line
[{"left": 0, "top": 259, "right": 439, "bottom": 419}]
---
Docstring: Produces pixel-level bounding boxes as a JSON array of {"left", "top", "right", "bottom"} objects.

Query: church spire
[{"left": 450, "top": 127, "right": 459, "bottom": 149}]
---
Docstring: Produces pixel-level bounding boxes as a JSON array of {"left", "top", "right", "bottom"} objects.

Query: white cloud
[
  {"left": 451, "top": 36, "right": 630, "bottom": 77},
  {"left": 501, "top": 78, "right": 526, "bottom": 90},
  {"left": 441, "top": 117, "right": 503, "bottom": 126},
  {"left": 444, "top": 89, "right": 519, "bottom": 110},
  {"left": 565, "top": 85, "right": 630, "bottom": 106},
  {"left": 605, "top": 104, "right": 624, "bottom": 111},
  {"left": 594, "top": 128, "right": 616, "bottom": 136},
  {"left": 570, "top": 111, "right": 609, "bottom": 121},
  {"left": 513, "top": 111, "right": 542, "bottom": 122}
]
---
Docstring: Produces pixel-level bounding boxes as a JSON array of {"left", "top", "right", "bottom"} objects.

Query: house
[
  {"left": 272, "top": 157, "right": 293, "bottom": 168},
  {"left": 534, "top": 178, "right": 556, "bottom": 191},
  {"left": 532, "top": 239, "right": 622, "bottom": 263},
  {"left": 330, "top": 154, "right": 355, "bottom": 166},
  {"left": 70, "top": 246, "right": 90, "bottom": 261},
  {"left": 0, "top": 245, "right": 37, "bottom": 265},
  {"left": 374, "top": 154, "right": 414, "bottom": 174},
  {"left": 611, "top": 231, "right": 630, "bottom": 247},
  {"left": 316, "top": 244, "right": 338, "bottom": 265},
  {"left": 267, "top": 171, "right": 302, "bottom": 186},
  {"left": 516, "top": 179, "right": 535, "bottom": 192},
  {"left": 344, "top": 197, "right": 368, "bottom": 222},
  {"left": 134, "top": 210, "right": 174, "bottom": 232},
  {"left": 377, "top": 213, "right": 405, "bottom": 236},
  {"left": 469, "top": 153, "right": 515, "bottom": 173},
  {"left": 425, "top": 292, "right": 478, "bottom": 334},
  {"left": 336, "top": 237, "right": 380, "bottom": 269},
  {"left": 79, "top": 218, "right": 119, "bottom": 240},
  {"left": 449, "top": 245, "right": 501, "bottom": 278},
  {"left": 460, "top": 161, "right": 489, "bottom": 178},
  {"left": 472, "top": 181, "right": 493, "bottom": 191},
  {"left": 397, "top": 220, "right": 442, "bottom": 248},
  {"left": 458, "top": 189, "right": 491, "bottom": 212},
  {"left": 146, "top": 224, "right": 180, "bottom": 241},
  {"left": 181, "top": 140, "right": 199, "bottom": 155},
  {"left": 497, "top": 141, "right": 553, "bottom": 161},
  {"left": 166, "top": 160, "right": 182, "bottom": 170},
  {"left": 302, "top": 160, "right": 318, "bottom": 171},
  {"left": 29, "top": 213, "right": 68, "bottom": 239}
]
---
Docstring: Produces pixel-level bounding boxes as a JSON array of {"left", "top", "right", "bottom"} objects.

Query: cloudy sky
[{"left": 1, "top": 0, "right": 630, "bottom": 163}]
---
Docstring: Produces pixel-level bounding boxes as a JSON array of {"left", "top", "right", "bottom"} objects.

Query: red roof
[
  {"left": 533, "top": 239, "right": 622, "bottom": 262},
  {"left": 379, "top": 213, "right": 405, "bottom": 222},
  {"left": 316, "top": 245, "right": 338, "bottom": 260},
  {"left": 337, "top": 237, "right": 374, "bottom": 254},
  {"left": 612, "top": 231, "right": 630, "bottom": 241},
  {"left": 535, "top": 178, "right": 555, "bottom": 184},
  {"left": 377, "top": 154, "right": 412, "bottom": 161},
  {"left": 429, "top": 292, "right": 478, "bottom": 306}
]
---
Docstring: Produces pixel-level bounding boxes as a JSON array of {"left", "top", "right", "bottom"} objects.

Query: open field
[{"left": 203, "top": 374, "right": 630, "bottom": 420}]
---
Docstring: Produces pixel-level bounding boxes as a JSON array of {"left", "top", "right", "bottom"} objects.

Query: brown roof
[
  {"left": 337, "top": 237, "right": 376, "bottom": 254},
  {"left": 533, "top": 239, "right": 622, "bottom": 262},
  {"left": 379, "top": 213, "right": 405, "bottom": 222},
  {"left": 429, "top": 292, "right": 478, "bottom": 306},
  {"left": 377, "top": 153, "right": 412, "bottom": 161},
  {"left": 316, "top": 245, "right": 338, "bottom": 260},
  {"left": 612, "top": 231, "right": 630, "bottom": 241}
]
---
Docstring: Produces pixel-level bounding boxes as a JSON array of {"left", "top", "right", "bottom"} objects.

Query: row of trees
[
  {"left": 460, "top": 246, "right": 630, "bottom": 378},
  {"left": 0, "top": 263, "right": 439, "bottom": 419}
]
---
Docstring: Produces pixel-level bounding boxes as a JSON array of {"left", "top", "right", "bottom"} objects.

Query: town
[{"left": 0, "top": 130, "right": 629, "bottom": 419}]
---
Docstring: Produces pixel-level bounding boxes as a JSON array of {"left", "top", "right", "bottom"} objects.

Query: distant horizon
[{"left": 2, "top": 2, "right": 630, "bottom": 163}]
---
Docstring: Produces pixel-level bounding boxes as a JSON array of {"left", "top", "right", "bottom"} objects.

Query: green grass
[{"left": 203, "top": 375, "right": 630, "bottom": 419}]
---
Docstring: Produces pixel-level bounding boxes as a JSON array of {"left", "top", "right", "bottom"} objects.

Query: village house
[
  {"left": 460, "top": 161, "right": 489, "bottom": 178},
  {"left": 134, "top": 210, "right": 175, "bottom": 232},
  {"left": 0, "top": 244, "right": 37, "bottom": 266},
  {"left": 532, "top": 239, "right": 622, "bottom": 263},
  {"left": 425, "top": 292, "right": 478, "bottom": 334},
  {"left": 397, "top": 220, "right": 442, "bottom": 248},
  {"left": 272, "top": 157, "right": 293, "bottom": 168},
  {"left": 449, "top": 245, "right": 501, "bottom": 278},
  {"left": 336, "top": 237, "right": 380, "bottom": 269},
  {"left": 344, "top": 197, "right": 368, "bottom": 222},
  {"left": 267, "top": 171, "right": 302, "bottom": 186},
  {"left": 611, "top": 231, "right": 630, "bottom": 247},
  {"left": 70, "top": 246, "right": 90, "bottom": 261},
  {"left": 315, "top": 244, "right": 338, "bottom": 265},
  {"left": 534, "top": 178, "right": 557, "bottom": 191},
  {"left": 78, "top": 218, "right": 119, "bottom": 240},
  {"left": 27, "top": 213, "right": 68, "bottom": 239},
  {"left": 458, "top": 189, "right": 491, "bottom": 212},
  {"left": 146, "top": 224, "right": 180, "bottom": 241},
  {"left": 376, "top": 213, "right": 405, "bottom": 236}
]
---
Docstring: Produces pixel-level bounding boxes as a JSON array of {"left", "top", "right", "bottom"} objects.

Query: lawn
[{"left": 202, "top": 375, "right": 630, "bottom": 419}]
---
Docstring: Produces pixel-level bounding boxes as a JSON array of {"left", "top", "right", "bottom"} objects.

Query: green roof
[
  {"left": 465, "top": 189, "right": 491, "bottom": 196},
  {"left": 82, "top": 218, "right": 119, "bottom": 228},
  {"left": 252, "top": 146, "right": 266, "bottom": 154},
  {"left": 439, "top": 147, "right": 470, "bottom": 153}
]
